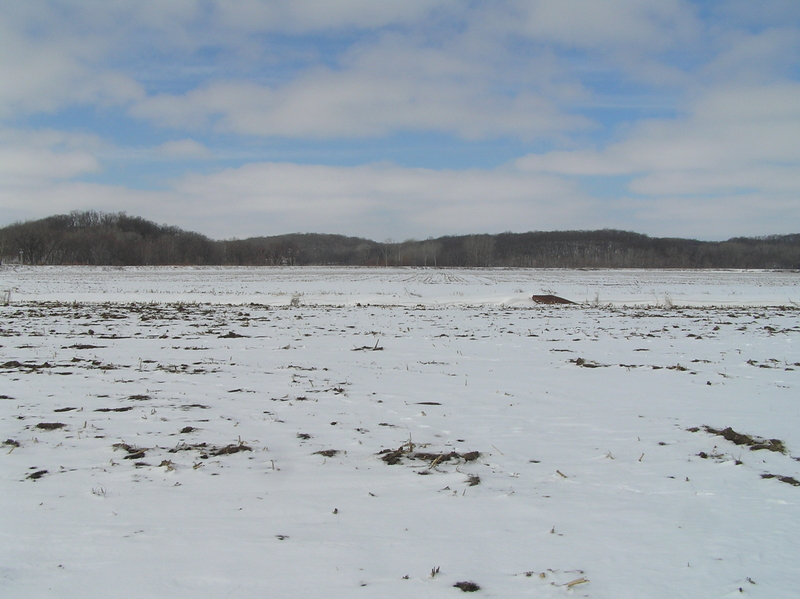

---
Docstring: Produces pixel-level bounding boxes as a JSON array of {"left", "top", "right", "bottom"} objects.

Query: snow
[
  {"left": 1, "top": 265, "right": 798, "bottom": 306},
  {"left": 1, "top": 267, "right": 799, "bottom": 598}
]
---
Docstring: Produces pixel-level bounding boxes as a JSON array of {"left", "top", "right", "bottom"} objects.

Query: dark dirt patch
[
  {"left": 454, "top": 581, "right": 481, "bottom": 592},
  {"left": 296, "top": 433, "right": 312, "bottom": 440},
  {"left": 417, "top": 401, "right": 442, "bottom": 405},
  {"left": 531, "top": 294, "right": 575, "bottom": 305},
  {"left": 210, "top": 443, "right": 252, "bottom": 456},
  {"left": 36, "top": 422, "right": 66, "bottom": 430},
  {"left": 466, "top": 474, "right": 481, "bottom": 486},
  {"left": 180, "top": 403, "right": 210, "bottom": 410},
  {"left": 26, "top": 470, "right": 48, "bottom": 480},
  {"left": 689, "top": 426, "right": 787, "bottom": 453},
  {"left": 570, "top": 357, "right": 608, "bottom": 368},
  {"left": 113, "top": 443, "right": 147, "bottom": 458},
  {"left": 66, "top": 344, "right": 106, "bottom": 350},
  {"left": 352, "top": 341, "right": 383, "bottom": 351},
  {"left": 3, "top": 361, "right": 52, "bottom": 370},
  {"left": 4, "top": 439, "right": 20, "bottom": 447},
  {"left": 415, "top": 451, "right": 462, "bottom": 463},
  {"left": 179, "top": 426, "right": 198, "bottom": 434},
  {"left": 128, "top": 394, "right": 151, "bottom": 401},
  {"left": 169, "top": 442, "right": 208, "bottom": 454},
  {"left": 761, "top": 474, "right": 800, "bottom": 486},
  {"left": 95, "top": 407, "right": 133, "bottom": 412},
  {"left": 379, "top": 444, "right": 480, "bottom": 466},
  {"left": 219, "top": 331, "right": 248, "bottom": 338},
  {"left": 314, "top": 449, "right": 340, "bottom": 457},
  {"left": 54, "top": 407, "right": 77, "bottom": 412}
]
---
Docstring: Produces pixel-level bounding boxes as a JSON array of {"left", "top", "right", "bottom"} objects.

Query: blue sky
[{"left": 1, "top": 0, "right": 799, "bottom": 241}]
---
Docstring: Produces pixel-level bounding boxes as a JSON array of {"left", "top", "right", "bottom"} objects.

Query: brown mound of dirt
[{"left": 531, "top": 294, "right": 575, "bottom": 305}]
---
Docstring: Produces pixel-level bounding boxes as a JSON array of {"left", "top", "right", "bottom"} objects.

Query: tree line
[{"left": 1, "top": 210, "right": 799, "bottom": 269}]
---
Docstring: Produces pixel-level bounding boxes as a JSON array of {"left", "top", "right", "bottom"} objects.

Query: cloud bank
[{"left": 1, "top": 1, "right": 799, "bottom": 240}]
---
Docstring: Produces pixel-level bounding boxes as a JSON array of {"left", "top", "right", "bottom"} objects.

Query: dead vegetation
[
  {"left": 3, "top": 294, "right": 798, "bottom": 595},
  {"left": 453, "top": 581, "right": 481, "bottom": 592},
  {"left": 688, "top": 425, "right": 788, "bottom": 453},
  {"left": 36, "top": 422, "right": 66, "bottom": 430},
  {"left": 167, "top": 440, "right": 252, "bottom": 458},
  {"left": 113, "top": 442, "right": 147, "bottom": 460},
  {"left": 569, "top": 357, "right": 608, "bottom": 368},
  {"left": 314, "top": 449, "right": 340, "bottom": 457},
  {"left": 211, "top": 443, "right": 252, "bottom": 456},
  {"left": 352, "top": 339, "right": 383, "bottom": 351},
  {"left": 761, "top": 474, "right": 800, "bottom": 486},
  {"left": 378, "top": 441, "right": 480, "bottom": 467}
]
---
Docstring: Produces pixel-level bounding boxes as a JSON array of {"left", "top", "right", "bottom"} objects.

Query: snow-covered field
[
  {"left": 2, "top": 267, "right": 799, "bottom": 598},
  {"left": 1, "top": 265, "right": 799, "bottom": 306}
]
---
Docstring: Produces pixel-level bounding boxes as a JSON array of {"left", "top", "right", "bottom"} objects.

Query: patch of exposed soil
[
  {"left": 454, "top": 581, "right": 481, "bottom": 592},
  {"left": 570, "top": 357, "right": 608, "bottom": 368},
  {"left": 210, "top": 443, "right": 252, "bottom": 456},
  {"left": 36, "top": 422, "right": 66, "bottom": 430},
  {"left": 379, "top": 443, "right": 480, "bottom": 466},
  {"left": 26, "top": 469, "right": 48, "bottom": 480},
  {"left": 531, "top": 294, "right": 575, "bottom": 305},
  {"left": 314, "top": 449, "right": 340, "bottom": 457},
  {"left": 761, "top": 474, "right": 800, "bottom": 486},
  {"left": 66, "top": 344, "right": 106, "bottom": 350},
  {"left": 113, "top": 443, "right": 147, "bottom": 458},
  {"left": 688, "top": 425, "right": 787, "bottom": 453}
]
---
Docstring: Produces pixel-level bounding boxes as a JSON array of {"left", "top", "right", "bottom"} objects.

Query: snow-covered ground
[
  {"left": 1, "top": 267, "right": 799, "bottom": 598},
  {"left": 1, "top": 265, "right": 798, "bottom": 306}
]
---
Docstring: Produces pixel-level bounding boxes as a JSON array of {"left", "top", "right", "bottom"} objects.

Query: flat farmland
[{"left": 1, "top": 267, "right": 799, "bottom": 598}]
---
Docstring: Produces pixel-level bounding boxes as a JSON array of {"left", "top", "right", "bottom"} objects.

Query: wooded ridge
[{"left": 1, "top": 211, "right": 798, "bottom": 269}]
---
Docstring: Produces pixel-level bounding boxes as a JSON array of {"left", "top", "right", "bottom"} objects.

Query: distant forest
[{"left": 1, "top": 210, "right": 799, "bottom": 269}]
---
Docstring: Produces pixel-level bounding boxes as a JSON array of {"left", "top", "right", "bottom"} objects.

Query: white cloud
[
  {"left": 702, "top": 27, "right": 800, "bottom": 85},
  {"left": 514, "top": 81, "right": 800, "bottom": 236},
  {"left": 156, "top": 139, "right": 213, "bottom": 159},
  {"left": 609, "top": 192, "right": 800, "bottom": 239},
  {"left": 0, "top": 148, "right": 99, "bottom": 187},
  {"left": 0, "top": 129, "right": 103, "bottom": 186},
  {"left": 2, "top": 152, "right": 797, "bottom": 240},
  {"left": 1, "top": 2, "right": 799, "bottom": 240},
  {"left": 507, "top": 0, "right": 701, "bottom": 51},
  {"left": 518, "top": 82, "right": 800, "bottom": 177},
  {"left": 167, "top": 161, "right": 590, "bottom": 238},
  {"left": 0, "top": 159, "right": 593, "bottom": 239},
  {"left": 0, "top": 9, "right": 143, "bottom": 118},
  {"left": 0, "top": 181, "right": 173, "bottom": 228},
  {"left": 210, "top": 0, "right": 454, "bottom": 32},
  {"left": 130, "top": 28, "right": 591, "bottom": 140}
]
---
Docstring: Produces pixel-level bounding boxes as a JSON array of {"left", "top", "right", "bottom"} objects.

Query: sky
[{"left": 1, "top": 0, "right": 799, "bottom": 242}]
